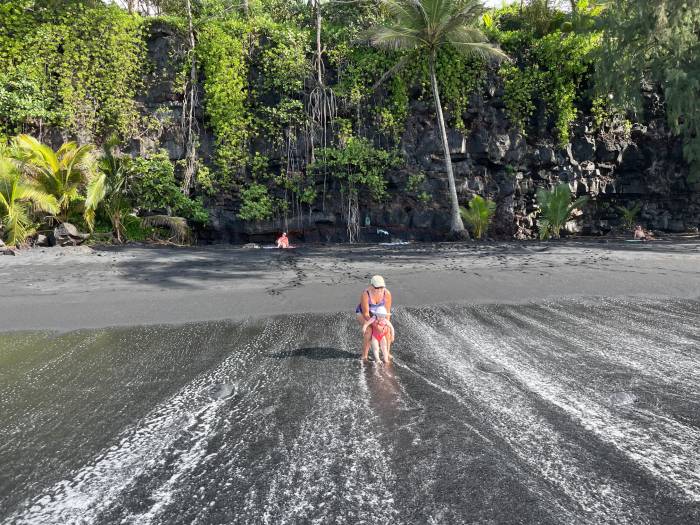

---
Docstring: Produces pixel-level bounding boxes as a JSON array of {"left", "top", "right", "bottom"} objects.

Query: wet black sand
[
  {"left": 1, "top": 298, "right": 699, "bottom": 524},
  {"left": 1, "top": 239, "right": 699, "bottom": 331}
]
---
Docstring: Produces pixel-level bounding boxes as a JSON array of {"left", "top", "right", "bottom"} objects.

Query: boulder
[
  {"left": 54, "top": 223, "right": 90, "bottom": 246},
  {"left": 571, "top": 135, "right": 596, "bottom": 162},
  {"left": 488, "top": 134, "right": 510, "bottom": 163},
  {"left": 446, "top": 229, "right": 470, "bottom": 241},
  {"left": 533, "top": 146, "right": 556, "bottom": 167},
  {"left": 35, "top": 234, "right": 49, "bottom": 247}
]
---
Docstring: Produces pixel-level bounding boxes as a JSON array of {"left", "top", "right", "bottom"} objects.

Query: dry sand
[{"left": 1, "top": 238, "right": 699, "bottom": 331}]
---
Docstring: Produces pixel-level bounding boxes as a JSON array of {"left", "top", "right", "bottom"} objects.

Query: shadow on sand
[{"left": 269, "top": 346, "right": 357, "bottom": 361}]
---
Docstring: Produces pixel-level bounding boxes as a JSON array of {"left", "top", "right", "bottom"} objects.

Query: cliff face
[{"left": 140, "top": 24, "right": 700, "bottom": 243}]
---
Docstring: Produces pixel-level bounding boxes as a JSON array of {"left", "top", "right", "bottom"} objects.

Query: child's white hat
[{"left": 374, "top": 306, "right": 388, "bottom": 317}]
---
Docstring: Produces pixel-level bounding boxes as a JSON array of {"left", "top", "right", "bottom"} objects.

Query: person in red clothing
[
  {"left": 276, "top": 232, "right": 290, "bottom": 248},
  {"left": 355, "top": 275, "right": 393, "bottom": 360},
  {"left": 361, "top": 306, "right": 395, "bottom": 364}
]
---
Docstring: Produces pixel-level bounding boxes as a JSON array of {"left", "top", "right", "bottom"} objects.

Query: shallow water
[{"left": 1, "top": 298, "right": 699, "bottom": 524}]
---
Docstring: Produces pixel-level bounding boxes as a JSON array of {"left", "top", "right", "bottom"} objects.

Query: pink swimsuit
[{"left": 372, "top": 322, "right": 387, "bottom": 342}]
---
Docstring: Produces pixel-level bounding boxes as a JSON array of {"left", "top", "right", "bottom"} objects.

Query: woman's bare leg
[{"left": 357, "top": 313, "right": 372, "bottom": 359}]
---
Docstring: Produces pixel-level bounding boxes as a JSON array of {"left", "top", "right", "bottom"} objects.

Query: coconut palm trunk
[
  {"left": 365, "top": 0, "right": 506, "bottom": 237},
  {"left": 429, "top": 51, "right": 465, "bottom": 233}
]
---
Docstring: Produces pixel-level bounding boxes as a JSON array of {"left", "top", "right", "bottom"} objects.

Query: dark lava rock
[
  {"left": 446, "top": 229, "right": 471, "bottom": 242},
  {"left": 54, "top": 223, "right": 89, "bottom": 247}
]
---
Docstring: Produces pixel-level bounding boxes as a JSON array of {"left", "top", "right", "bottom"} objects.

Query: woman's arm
[
  {"left": 362, "top": 318, "right": 373, "bottom": 333},
  {"left": 360, "top": 290, "right": 370, "bottom": 319},
  {"left": 385, "top": 290, "right": 392, "bottom": 319}
]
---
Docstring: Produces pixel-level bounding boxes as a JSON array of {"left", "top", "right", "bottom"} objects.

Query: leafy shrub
[
  {"left": 314, "top": 137, "right": 398, "bottom": 200},
  {"left": 406, "top": 172, "right": 426, "bottom": 193},
  {"left": 238, "top": 183, "right": 273, "bottom": 221},
  {"left": 460, "top": 195, "right": 496, "bottom": 240},
  {"left": 536, "top": 183, "right": 588, "bottom": 240},
  {"left": 122, "top": 213, "right": 152, "bottom": 242},
  {"left": 617, "top": 202, "right": 641, "bottom": 230},
  {"left": 127, "top": 151, "right": 208, "bottom": 224}
]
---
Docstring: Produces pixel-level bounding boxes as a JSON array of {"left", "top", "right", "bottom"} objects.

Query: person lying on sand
[
  {"left": 362, "top": 307, "right": 395, "bottom": 364},
  {"left": 355, "top": 275, "right": 393, "bottom": 360}
]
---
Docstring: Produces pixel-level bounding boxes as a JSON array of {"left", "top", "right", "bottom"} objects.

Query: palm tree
[
  {"left": 0, "top": 157, "right": 58, "bottom": 246},
  {"left": 14, "top": 134, "right": 100, "bottom": 227},
  {"left": 536, "top": 183, "right": 588, "bottom": 239},
  {"left": 85, "top": 137, "right": 132, "bottom": 241},
  {"left": 366, "top": 0, "right": 507, "bottom": 235},
  {"left": 460, "top": 194, "right": 495, "bottom": 239}
]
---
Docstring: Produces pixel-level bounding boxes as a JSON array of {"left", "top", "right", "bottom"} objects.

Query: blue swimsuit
[{"left": 355, "top": 289, "right": 386, "bottom": 316}]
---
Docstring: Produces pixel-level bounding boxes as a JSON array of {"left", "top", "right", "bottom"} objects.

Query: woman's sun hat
[{"left": 370, "top": 275, "right": 385, "bottom": 288}]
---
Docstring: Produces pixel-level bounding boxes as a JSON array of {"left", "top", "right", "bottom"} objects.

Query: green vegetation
[
  {"left": 617, "top": 202, "right": 641, "bottom": 231},
  {"left": 88, "top": 137, "right": 131, "bottom": 242},
  {"left": 0, "top": 1, "right": 145, "bottom": 141},
  {"left": 14, "top": 135, "right": 100, "bottom": 226},
  {"left": 127, "top": 152, "right": 209, "bottom": 224},
  {"left": 366, "top": 0, "right": 506, "bottom": 235},
  {"left": 487, "top": 1, "right": 602, "bottom": 144},
  {"left": 536, "top": 183, "right": 588, "bottom": 240},
  {"left": 596, "top": 0, "right": 700, "bottom": 181},
  {"left": 0, "top": 1, "right": 694, "bottom": 244},
  {"left": 460, "top": 195, "right": 496, "bottom": 239},
  {"left": 0, "top": 133, "right": 208, "bottom": 245},
  {"left": 0, "top": 156, "right": 57, "bottom": 245}
]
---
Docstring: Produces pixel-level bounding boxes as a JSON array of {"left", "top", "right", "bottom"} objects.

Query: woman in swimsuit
[{"left": 356, "top": 275, "right": 393, "bottom": 360}]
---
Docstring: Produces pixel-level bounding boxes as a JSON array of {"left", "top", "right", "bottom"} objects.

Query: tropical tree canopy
[
  {"left": 367, "top": 0, "right": 507, "bottom": 234},
  {"left": 597, "top": 0, "right": 700, "bottom": 181}
]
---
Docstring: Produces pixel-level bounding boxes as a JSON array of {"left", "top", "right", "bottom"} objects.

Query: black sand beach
[
  {"left": 1, "top": 240, "right": 699, "bottom": 524},
  {"left": 1, "top": 239, "right": 699, "bottom": 331}
]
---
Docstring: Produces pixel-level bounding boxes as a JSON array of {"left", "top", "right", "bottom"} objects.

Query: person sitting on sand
[
  {"left": 356, "top": 275, "right": 393, "bottom": 360},
  {"left": 634, "top": 225, "right": 654, "bottom": 241},
  {"left": 276, "top": 232, "right": 290, "bottom": 249},
  {"left": 361, "top": 306, "right": 395, "bottom": 364}
]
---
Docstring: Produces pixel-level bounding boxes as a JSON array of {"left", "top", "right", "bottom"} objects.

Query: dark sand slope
[
  {"left": 2, "top": 298, "right": 698, "bottom": 524},
  {"left": 1, "top": 240, "right": 699, "bottom": 331}
]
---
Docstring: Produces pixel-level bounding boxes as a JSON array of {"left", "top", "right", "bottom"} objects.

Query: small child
[{"left": 361, "top": 306, "right": 395, "bottom": 364}]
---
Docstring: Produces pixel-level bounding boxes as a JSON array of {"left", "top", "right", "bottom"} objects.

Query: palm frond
[
  {"left": 460, "top": 194, "right": 496, "bottom": 239},
  {"left": 537, "top": 183, "right": 587, "bottom": 239},
  {"left": 16, "top": 134, "right": 59, "bottom": 174},
  {"left": 17, "top": 186, "right": 59, "bottom": 215},
  {"left": 365, "top": 25, "right": 424, "bottom": 50},
  {"left": 447, "top": 32, "right": 509, "bottom": 61},
  {"left": 141, "top": 215, "right": 191, "bottom": 245},
  {"left": 84, "top": 172, "right": 107, "bottom": 231}
]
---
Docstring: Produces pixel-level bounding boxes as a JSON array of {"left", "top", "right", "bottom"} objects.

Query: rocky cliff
[{"left": 140, "top": 23, "right": 700, "bottom": 243}]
